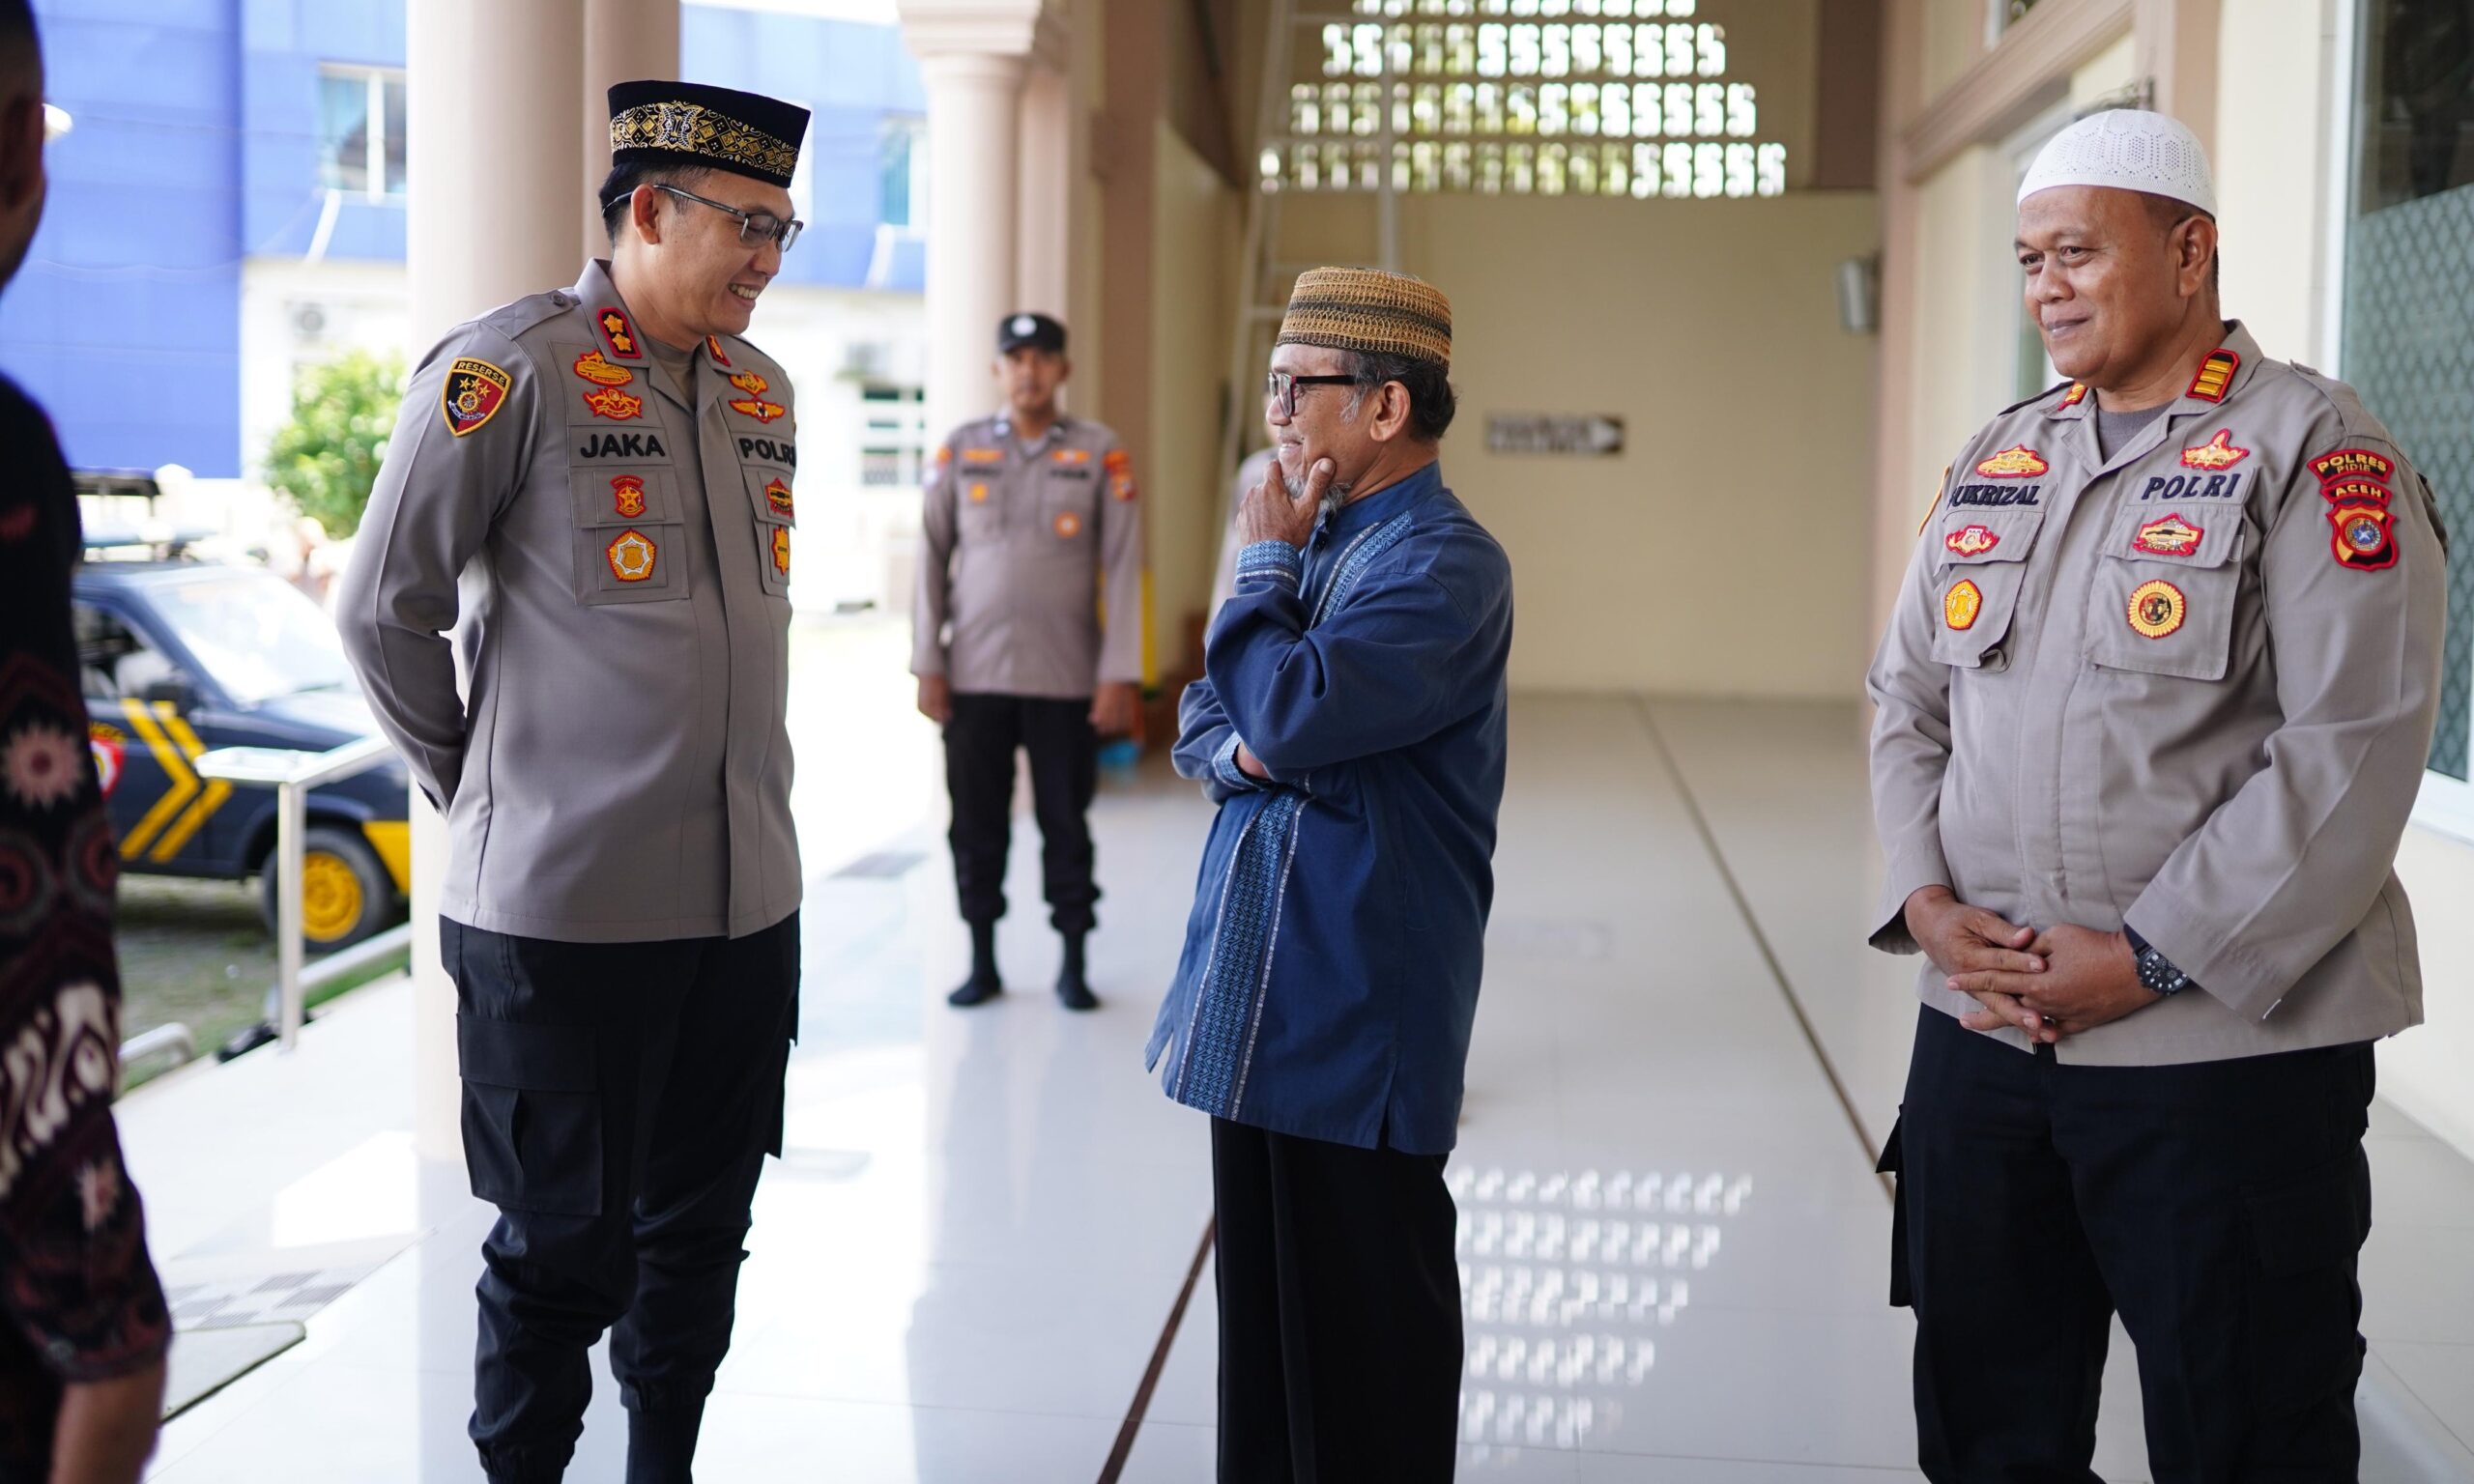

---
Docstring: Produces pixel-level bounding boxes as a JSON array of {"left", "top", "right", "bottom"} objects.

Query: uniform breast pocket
[
  {"left": 1927, "top": 507, "right": 2045, "bottom": 670},
  {"left": 2086, "top": 501, "right": 2248, "bottom": 681},
  {"left": 744, "top": 466, "right": 796, "bottom": 596},
  {"left": 567, "top": 469, "right": 688, "bottom": 606},
  {"left": 1041, "top": 469, "right": 1097, "bottom": 546},
  {"left": 956, "top": 465, "right": 1006, "bottom": 537}
]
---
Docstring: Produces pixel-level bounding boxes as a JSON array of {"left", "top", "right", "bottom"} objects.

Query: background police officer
[
  {"left": 1869, "top": 110, "right": 2447, "bottom": 1480},
  {"left": 337, "top": 81, "right": 810, "bottom": 1484},
  {"left": 914, "top": 314, "right": 1144, "bottom": 1012}
]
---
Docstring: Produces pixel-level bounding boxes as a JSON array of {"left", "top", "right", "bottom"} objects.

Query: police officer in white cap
[{"left": 1868, "top": 108, "right": 2446, "bottom": 1479}]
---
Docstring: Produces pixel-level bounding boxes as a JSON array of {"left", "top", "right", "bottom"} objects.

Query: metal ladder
[{"left": 1215, "top": 1, "right": 1405, "bottom": 489}]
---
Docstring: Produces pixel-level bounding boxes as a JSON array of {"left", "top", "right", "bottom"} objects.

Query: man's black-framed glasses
[
  {"left": 654, "top": 184, "right": 804, "bottom": 251},
  {"left": 1266, "top": 369, "right": 1355, "bottom": 419}
]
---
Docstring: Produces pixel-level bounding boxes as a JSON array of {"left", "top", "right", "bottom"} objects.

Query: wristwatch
[{"left": 2121, "top": 923, "right": 2192, "bottom": 999}]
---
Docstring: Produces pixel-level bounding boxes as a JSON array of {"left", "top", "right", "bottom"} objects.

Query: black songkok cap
[
  {"left": 607, "top": 81, "right": 810, "bottom": 199},
  {"left": 998, "top": 313, "right": 1067, "bottom": 355}
]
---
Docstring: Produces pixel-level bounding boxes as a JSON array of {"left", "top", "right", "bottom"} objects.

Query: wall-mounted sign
[{"left": 1486, "top": 414, "right": 1625, "bottom": 457}]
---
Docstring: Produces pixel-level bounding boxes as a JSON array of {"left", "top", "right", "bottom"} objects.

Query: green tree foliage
[{"left": 263, "top": 351, "right": 404, "bottom": 539}]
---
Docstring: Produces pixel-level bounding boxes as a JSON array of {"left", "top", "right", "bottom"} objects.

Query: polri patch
[
  {"left": 2127, "top": 579, "right": 2186, "bottom": 639},
  {"left": 2186, "top": 349, "right": 2238, "bottom": 403},
  {"left": 2179, "top": 431, "right": 2249, "bottom": 471},
  {"left": 729, "top": 396, "right": 787, "bottom": 424},
  {"left": 1974, "top": 445, "right": 2048, "bottom": 478},
  {"left": 606, "top": 528, "right": 657, "bottom": 583},
  {"left": 763, "top": 476, "right": 793, "bottom": 518},
  {"left": 442, "top": 357, "right": 512, "bottom": 438},
  {"left": 2132, "top": 513, "right": 2203, "bottom": 557},
  {"left": 2320, "top": 477, "right": 2390, "bottom": 509},
  {"left": 611, "top": 474, "right": 647, "bottom": 518},
  {"left": 1943, "top": 580, "right": 1982, "bottom": 632},
  {"left": 2328, "top": 504, "right": 2398, "bottom": 571}
]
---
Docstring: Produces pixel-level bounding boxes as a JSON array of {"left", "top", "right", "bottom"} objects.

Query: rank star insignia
[
  {"left": 2328, "top": 503, "right": 2398, "bottom": 571},
  {"left": 611, "top": 475, "right": 647, "bottom": 519},
  {"left": 596, "top": 306, "right": 642, "bottom": 359},
  {"left": 771, "top": 525, "right": 791, "bottom": 578},
  {"left": 705, "top": 335, "right": 732, "bottom": 367},
  {"left": 572, "top": 350, "right": 634, "bottom": 387},
  {"left": 441, "top": 357, "right": 512, "bottom": 437},
  {"left": 2056, "top": 383, "right": 2089, "bottom": 410},
  {"left": 1943, "top": 580, "right": 1983, "bottom": 631},
  {"left": 2311, "top": 447, "right": 2395, "bottom": 484},
  {"left": 2179, "top": 431, "right": 2250, "bottom": 471},
  {"left": 763, "top": 476, "right": 793, "bottom": 517},
  {"left": 2186, "top": 349, "right": 2239, "bottom": 403},
  {"left": 729, "top": 396, "right": 787, "bottom": 424},
  {"left": 2133, "top": 513, "right": 2205, "bottom": 557},
  {"left": 2127, "top": 579, "right": 2187, "bottom": 639},
  {"left": 1054, "top": 512, "right": 1083, "bottom": 539},
  {"left": 583, "top": 385, "right": 644, "bottom": 421},
  {"left": 606, "top": 528, "right": 657, "bottom": 583},
  {"left": 728, "top": 370, "right": 769, "bottom": 397},
  {"left": 1943, "top": 525, "right": 2000, "bottom": 558},
  {"left": 1975, "top": 445, "right": 2049, "bottom": 478}
]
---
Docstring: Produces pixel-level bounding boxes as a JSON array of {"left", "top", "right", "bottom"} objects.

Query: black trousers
[
  {"left": 1210, "top": 1117, "right": 1463, "bottom": 1483},
  {"left": 943, "top": 692, "right": 1100, "bottom": 932},
  {"left": 1885, "top": 1007, "right": 2375, "bottom": 1484},
  {"left": 443, "top": 915, "right": 800, "bottom": 1484}
]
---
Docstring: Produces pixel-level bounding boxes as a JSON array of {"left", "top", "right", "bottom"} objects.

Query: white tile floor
[{"left": 115, "top": 681, "right": 2474, "bottom": 1481}]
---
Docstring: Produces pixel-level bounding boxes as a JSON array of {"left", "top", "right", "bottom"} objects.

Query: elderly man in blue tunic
[{"left": 1145, "top": 267, "right": 1514, "bottom": 1482}]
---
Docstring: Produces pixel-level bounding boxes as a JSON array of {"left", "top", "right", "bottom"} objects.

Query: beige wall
[
  {"left": 1147, "top": 123, "right": 1241, "bottom": 682},
  {"left": 1334, "top": 189, "right": 1883, "bottom": 698},
  {"left": 2211, "top": 0, "right": 2338, "bottom": 363},
  {"left": 1920, "top": 0, "right": 1982, "bottom": 99},
  {"left": 2068, "top": 30, "right": 2137, "bottom": 104}
]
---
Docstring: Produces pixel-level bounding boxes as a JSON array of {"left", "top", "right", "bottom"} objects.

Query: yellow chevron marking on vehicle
[
  {"left": 148, "top": 710, "right": 231, "bottom": 862},
  {"left": 118, "top": 699, "right": 196, "bottom": 858},
  {"left": 363, "top": 820, "right": 413, "bottom": 895}
]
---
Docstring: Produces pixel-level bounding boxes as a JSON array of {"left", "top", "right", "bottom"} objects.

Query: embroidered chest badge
[
  {"left": 728, "top": 370, "right": 768, "bottom": 397},
  {"left": 441, "top": 357, "right": 512, "bottom": 437},
  {"left": 763, "top": 476, "right": 793, "bottom": 518},
  {"left": 1943, "top": 580, "right": 1983, "bottom": 631},
  {"left": 729, "top": 394, "right": 787, "bottom": 424},
  {"left": 2179, "top": 431, "right": 2249, "bottom": 470},
  {"left": 2132, "top": 514, "right": 2204, "bottom": 557},
  {"left": 572, "top": 350, "right": 633, "bottom": 387},
  {"left": 771, "top": 526, "right": 791, "bottom": 579},
  {"left": 596, "top": 306, "right": 643, "bottom": 360},
  {"left": 606, "top": 529, "right": 657, "bottom": 583},
  {"left": 583, "top": 385, "right": 644, "bottom": 421},
  {"left": 2311, "top": 448, "right": 2395, "bottom": 484},
  {"left": 1975, "top": 445, "right": 2048, "bottom": 478},
  {"left": 2127, "top": 579, "right": 2187, "bottom": 639},
  {"left": 611, "top": 475, "right": 647, "bottom": 519},
  {"left": 2328, "top": 504, "right": 2398, "bottom": 571},
  {"left": 1054, "top": 511, "right": 1083, "bottom": 539},
  {"left": 1943, "top": 525, "right": 1999, "bottom": 558},
  {"left": 2186, "top": 349, "right": 2239, "bottom": 403}
]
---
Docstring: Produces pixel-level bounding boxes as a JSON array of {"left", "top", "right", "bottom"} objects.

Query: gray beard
[{"left": 1282, "top": 469, "right": 1351, "bottom": 522}]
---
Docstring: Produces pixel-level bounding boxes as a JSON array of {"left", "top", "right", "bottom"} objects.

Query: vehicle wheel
[{"left": 259, "top": 826, "right": 396, "bottom": 953}]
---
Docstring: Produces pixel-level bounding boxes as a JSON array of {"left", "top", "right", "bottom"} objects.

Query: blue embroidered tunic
[{"left": 1144, "top": 462, "right": 1512, "bottom": 1155}]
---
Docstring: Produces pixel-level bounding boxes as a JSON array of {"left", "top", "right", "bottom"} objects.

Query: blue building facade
[{"left": 4, "top": 0, "right": 925, "bottom": 477}]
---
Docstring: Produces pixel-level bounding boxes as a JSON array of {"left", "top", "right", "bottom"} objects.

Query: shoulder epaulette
[
  {"left": 476, "top": 289, "right": 577, "bottom": 342},
  {"left": 1999, "top": 378, "right": 2084, "bottom": 417}
]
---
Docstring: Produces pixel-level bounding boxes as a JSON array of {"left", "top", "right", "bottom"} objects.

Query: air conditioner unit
[{"left": 292, "top": 302, "right": 329, "bottom": 339}]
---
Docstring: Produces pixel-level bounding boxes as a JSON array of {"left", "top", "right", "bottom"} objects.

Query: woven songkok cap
[
  {"left": 607, "top": 81, "right": 811, "bottom": 201},
  {"left": 2019, "top": 108, "right": 2216, "bottom": 216},
  {"left": 1277, "top": 268, "right": 1452, "bottom": 367}
]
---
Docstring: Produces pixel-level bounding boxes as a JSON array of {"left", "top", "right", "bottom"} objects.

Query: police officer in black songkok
[{"left": 338, "top": 79, "right": 811, "bottom": 1484}]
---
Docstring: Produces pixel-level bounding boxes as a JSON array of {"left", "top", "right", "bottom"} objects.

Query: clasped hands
[{"left": 1901, "top": 885, "right": 2159, "bottom": 1043}]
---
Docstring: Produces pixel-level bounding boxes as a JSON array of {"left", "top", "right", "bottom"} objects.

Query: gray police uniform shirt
[
  {"left": 337, "top": 260, "right": 801, "bottom": 944},
  {"left": 911, "top": 414, "right": 1145, "bottom": 699},
  {"left": 1868, "top": 321, "right": 2448, "bottom": 1065}
]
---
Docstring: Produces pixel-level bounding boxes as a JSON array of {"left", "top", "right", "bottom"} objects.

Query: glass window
[
  {"left": 145, "top": 570, "right": 357, "bottom": 707},
  {"left": 317, "top": 66, "right": 406, "bottom": 200},
  {"left": 2343, "top": 0, "right": 2474, "bottom": 779},
  {"left": 861, "top": 385, "right": 929, "bottom": 487}
]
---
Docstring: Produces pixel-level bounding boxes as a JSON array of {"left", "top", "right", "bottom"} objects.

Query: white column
[
  {"left": 582, "top": 0, "right": 682, "bottom": 264},
  {"left": 406, "top": 0, "right": 586, "bottom": 1159},
  {"left": 917, "top": 52, "right": 1025, "bottom": 440}
]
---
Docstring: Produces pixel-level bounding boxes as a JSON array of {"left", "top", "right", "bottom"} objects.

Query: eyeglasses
[
  {"left": 654, "top": 184, "right": 804, "bottom": 252},
  {"left": 1265, "top": 370, "right": 1356, "bottom": 420}
]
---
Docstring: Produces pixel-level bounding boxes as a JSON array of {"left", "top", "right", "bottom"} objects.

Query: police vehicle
[{"left": 73, "top": 478, "right": 409, "bottom": 952}]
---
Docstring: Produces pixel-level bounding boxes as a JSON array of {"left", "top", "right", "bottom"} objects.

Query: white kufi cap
[{"left": 2018, "top": 108, "right": 2215, "bottom": 216}]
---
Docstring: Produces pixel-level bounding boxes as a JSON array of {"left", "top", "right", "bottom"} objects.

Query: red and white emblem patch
[
  {"left": 2133, "top": 514, "right": 2205, "bottom": 557},
  {"left": 2179, "top": 431, "right": 2250, "bottom": 471},
  {"left": 1943, "top": 525, "right": 1999, "bottom": 558}
]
